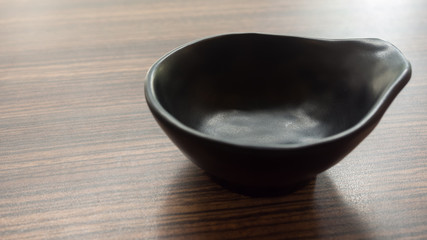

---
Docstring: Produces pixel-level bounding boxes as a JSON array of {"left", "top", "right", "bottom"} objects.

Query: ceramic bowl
[{"left": 145, "top": 33, "right": 411, "bottom": 195}]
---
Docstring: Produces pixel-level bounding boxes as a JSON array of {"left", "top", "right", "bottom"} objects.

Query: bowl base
[{"left": 209, "top": 174, "right": 316, "bottom": 197}]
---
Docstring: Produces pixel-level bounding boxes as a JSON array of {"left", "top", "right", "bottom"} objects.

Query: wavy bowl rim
[{"left": 144, "top": 33, "right": 412, "bottom": 150}]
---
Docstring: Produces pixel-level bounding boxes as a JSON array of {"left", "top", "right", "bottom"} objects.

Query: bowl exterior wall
[{"left": 147, "top": 103, "right": 379, "bottom": 190}]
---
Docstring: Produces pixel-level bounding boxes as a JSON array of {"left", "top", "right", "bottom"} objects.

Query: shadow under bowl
[{"left": 145, "top": 33, "right": 411, "bottom": 194}]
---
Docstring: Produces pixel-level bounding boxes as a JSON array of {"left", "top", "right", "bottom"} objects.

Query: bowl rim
[{"left": 144, "top": 33, "right": 412, "bottom": 150}]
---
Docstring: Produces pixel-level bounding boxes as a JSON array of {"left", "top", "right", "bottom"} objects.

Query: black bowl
[{"left": 145, "top": 33, "right": 411, "bottom": 194}]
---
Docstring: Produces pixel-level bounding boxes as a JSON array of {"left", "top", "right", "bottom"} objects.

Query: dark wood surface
[{"left": 1, "top": 0, "right": 426, "bottom": 239}]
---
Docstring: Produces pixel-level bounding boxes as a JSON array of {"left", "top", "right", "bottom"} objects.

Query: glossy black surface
[{"left": 145, "top": 33, "right": 411, "bottom": 194}]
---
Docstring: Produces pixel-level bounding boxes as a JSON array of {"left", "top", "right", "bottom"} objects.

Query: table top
[{"left": 1, "top": 0, "right": 426, "bottom": 239}]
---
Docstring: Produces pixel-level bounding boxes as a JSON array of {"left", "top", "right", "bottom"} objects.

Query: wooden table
[{"left": 1, "top": 0, "right": 426, "bottom": 239}]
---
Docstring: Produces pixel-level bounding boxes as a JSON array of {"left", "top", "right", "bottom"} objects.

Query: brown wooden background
[{"left": 1, "top": 0, "right": 426, "bottom": 239}]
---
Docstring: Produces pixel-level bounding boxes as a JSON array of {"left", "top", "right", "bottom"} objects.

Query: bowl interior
[{"left": 151, "top": 34, "right": 408, "bottom": 145}]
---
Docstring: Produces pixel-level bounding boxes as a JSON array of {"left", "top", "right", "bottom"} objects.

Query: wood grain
[{"left": 1, "top": 0, "right": 426, "bottom": 239}]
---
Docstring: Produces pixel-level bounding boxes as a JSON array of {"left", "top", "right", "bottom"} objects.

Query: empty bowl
[{"left": 145, "top": 33, "right": 411, "bottom": 195}]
